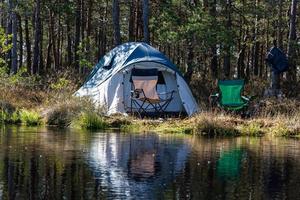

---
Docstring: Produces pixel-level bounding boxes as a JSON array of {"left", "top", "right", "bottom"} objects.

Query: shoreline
[{"left": 1, "top": 112, "right": 299, "bottom": 137}]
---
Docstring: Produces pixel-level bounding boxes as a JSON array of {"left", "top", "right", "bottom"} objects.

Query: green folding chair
[{"left": 210, "top": 79, "right": 250, "bottom": 111}]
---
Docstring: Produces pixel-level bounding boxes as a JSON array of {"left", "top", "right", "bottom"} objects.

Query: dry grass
[
  {"left": 188, "top": 112, "right": 241, "bottom": 136},
  {"left": 45, "top": 98, "right": 83, "bottom": 127},
  {"left": 131, "top": 109, "right": 300, "bottom": 137},
  {"left": 0, "top": 76, "right": 299, "bottom": 136},
  {"left": 256, "top": 98, "right": 300, "bottom": 117},
  {"left": 0, "top": 85, "right": 46, "bottom": 109}
]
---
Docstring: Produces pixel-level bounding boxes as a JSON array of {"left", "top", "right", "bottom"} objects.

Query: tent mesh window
[
  {"left": 130, "top": 68, "right": 165, "bottom": 85},
  {"left": 157, "top": 71, "right": 166, "bottom": 85}
]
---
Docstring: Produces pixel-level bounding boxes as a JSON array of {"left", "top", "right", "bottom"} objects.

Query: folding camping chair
[
  {"left": 130, "top": 68, "right": 175, "bottom": 117},
  {"left": 210, "top": 79, "right": 250, "bottom": 112}
]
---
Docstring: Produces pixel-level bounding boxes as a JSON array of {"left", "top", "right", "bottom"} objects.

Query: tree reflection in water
[
  {"left": 1, "top": 127, "right": 300, "bottom": 200},
  {"left": 164, "top": 137, "right": 300, "bottom": 200},
  {"left": 87, "top": 133, "right": 190, "bottom": 199},
  {"left": 0, "top": 126, "right": 190, "bottom": 199}
]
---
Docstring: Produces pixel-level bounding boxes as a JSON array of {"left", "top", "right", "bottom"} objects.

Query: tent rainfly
[{"left": 75, "top": 42, "right": 199, "bottom": 116}]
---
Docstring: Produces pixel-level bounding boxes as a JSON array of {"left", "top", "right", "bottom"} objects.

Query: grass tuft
[
  {"left": 193, "top": 113, "right": 240, "bottom": 136},
  {"left": 20, "top": 110, "right": 43, "bottom": 126},
  {"left": 238, "top": 121, "right": 264, "bottom": 136},
  {"left": 46, "top": 99, "right": 82, "bottom": 127},
  {"left": 74, "top": 111, "right": 108, "bottom": 130},
  {"left": 269, "top": 123, "right": 300, "bottom": 137}
]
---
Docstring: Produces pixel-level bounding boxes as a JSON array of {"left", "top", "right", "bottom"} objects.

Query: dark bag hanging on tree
[{"left": 266, "top": 47, "right": 289, "bottom": 74}]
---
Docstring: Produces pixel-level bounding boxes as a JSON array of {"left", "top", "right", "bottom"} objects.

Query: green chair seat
[{"left": 217, "top": 79, "right": 249, "bottom": 111}]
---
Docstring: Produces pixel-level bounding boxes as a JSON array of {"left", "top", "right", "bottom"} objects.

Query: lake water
[{"left": 0, "top": 126, "right": 300, "bottom": 200}]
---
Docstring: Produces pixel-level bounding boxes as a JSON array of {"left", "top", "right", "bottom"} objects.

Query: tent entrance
[{"left": 122, "top": 63, "right": 185, "bottom": 116}]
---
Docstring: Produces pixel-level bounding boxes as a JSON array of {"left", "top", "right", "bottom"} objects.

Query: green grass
[
  {"left": 19, "top": 110, "right": 43, "bottom": 126},
  {"left": 238, "top": 122, "right": 264, "bottom": 136},
  {"left": 74, "top": 111, "right": 108, "bottom": 130},
  {"left": 120, "top": 123, "right": 142, "bottom": 132},
  {"left": 269, "top": 123, "right": 300, "bottom": 137},
  {"left": 0, "top": 110, "right": 10, "bottom": 123},
  {"left": 1, "top": 91, "right": 300, "bottom": 137}
]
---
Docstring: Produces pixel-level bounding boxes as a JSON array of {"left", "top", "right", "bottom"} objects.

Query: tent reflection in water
[
  {"left": 217, "top": 148, "right": 244, "bottom": 179},
  {"left": 87, "top": 133, "right": 190, "bottom": 199},
  {"left": 75, "top": 42, "right": 199, "bottom": 117}
]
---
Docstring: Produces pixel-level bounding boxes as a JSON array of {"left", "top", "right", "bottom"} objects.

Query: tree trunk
[
  {"left": 74, "top": 0, "right": 81, "bottom": 71},
  {"left": 142, "top": 0, "right": 149, "bottom": 43},
  {"left": 46, "top": 29, "right": 52, "bottom": 70},
  {"left": 10, "top": 0, "right": 18, "bottom": 74},
  {"left": 25, "top": 13, "right": 31, "bottom": 74},
  {"left": 39, "top": 20, "right": 44, "bottom": 74},
  {"left": 277, "top": 0, "right": 284, "bottom": 49},
  {"left": 253, "top": 42, "right": 260, "bottom": 76},
  {"left": 81, "top": 0, "right": 85, "bottom": 42},
  {"left": 223, "top": 0, "right": 232, "bottom": 79},
  {"left": 137, "top": 1, "right": 143, "bottom": 40},
  {"left": 86, "top": 0, "right": 93, "bottom": 63},
  {"left": 253, "top": 0, "right": 260, "bottom": 76},
  {"left": 67, "top": 23, "right": 72, "bottom": 66},
  {"left": 245, "top": 47, "right": 250, "bottom": 81},
  {"left": 259, "top": 44, "right": 264, "bottom": 77},
  {"left": 128, "top": 0, "right": 135, "bottom": 41},
  {"left": 57, "top": 16, "right": 61, "bottom": 69},
  {"left": 237, "top": 35, "right": 247, "bottom": 79},
  {"left": 112, "top": 0, "right": 121, "bottom": 46},
  {"left": 184, "top": 41, "right": 194, "bottom": 83},
  {"left": 9, "top": 0, "right": 18, "bottom": 74},
  {"left": 17, "top": 14, "right": 23, "bottom": 70},
  {"left": 6, "top": 10, "right": 12, "bottom": 69},
  {"left": 0, "top": 0, "right": 4, "bottom": 27},
  {"left": 49, "top": 10, "right": 58, "bottom": 69},
  {"left": 32, "top": 0, "right": 41, "bottom": 74},
  {"left": 287, "top": 0, "right": 297, "bottom": 82},
  {"left": 209, "top": 0, "right": 218, "bottom": 79}
]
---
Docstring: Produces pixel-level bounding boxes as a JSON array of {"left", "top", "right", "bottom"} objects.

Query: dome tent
[{"left": 75, "top": 42, "right": 199, "bottom": 116}]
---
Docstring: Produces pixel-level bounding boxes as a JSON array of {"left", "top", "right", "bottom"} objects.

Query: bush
[
  {"left": 0, "top": 101, "right": 18, "bottom": 124},
  {"left": 194, "top": 113, "right": 240, "bottom": 136},
  {"left": 256, "top": 98, "right": 300, "bottom": 117},
  {"left": 20, "top": 110, "right": 43, "bottom": 126},
  {"left": 74, "top": 111, "right": 108, "bottom": 130},
  {"left": 46, "top": 101, "right": 82, "bottom": 127},
  {"left": 269, "top": 122, "right": 300, "bottom": 137},
  {"left": 45, "top": 97, "right": 103, "bottom": 128},
  {"left": 0, "top": 110, "right": 9, "bottom": 123},
  {"left": 238, "top": 122, "right": 264, "bottom": 136}
]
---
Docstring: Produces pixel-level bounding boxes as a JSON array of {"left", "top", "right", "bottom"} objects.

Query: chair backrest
[
  {"left": 131, "top": 68, "right": 159, "bottom": 100},
  {"left": 218, "top": 80, "right": 245, "bottom": 106}
]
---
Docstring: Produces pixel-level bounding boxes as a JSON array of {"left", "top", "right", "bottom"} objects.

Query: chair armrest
[
  {"left": 241, "top": 95, "right": 250, "bottom": 102},
  {"left": 210, "top": 93, "right": 219, "bottom": 98},
  {"left": 158, "top": 90, "right": 175, "bottom": 101},
  {"left": 158, "top": 90, "right": 176, "bottom": 95}
]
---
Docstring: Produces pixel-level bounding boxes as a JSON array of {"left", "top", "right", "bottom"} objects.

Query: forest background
[{"left": 0, "top": 0, "right": 299, "bottom": 109}]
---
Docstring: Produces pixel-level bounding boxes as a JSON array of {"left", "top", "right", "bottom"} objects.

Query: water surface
[{"left": 0, "top": 126, "right": 300, "bottom": 199}]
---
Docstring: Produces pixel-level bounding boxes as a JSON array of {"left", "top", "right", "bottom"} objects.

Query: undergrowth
[
  {"left": 73, "top": 111, "right": 108, "bottom": 130},
  {"left": 0, "top": 73, "right": 299, "bottom": 135},
  {"left": 19, "top": 110, "right": 43, "bottom": 126}
]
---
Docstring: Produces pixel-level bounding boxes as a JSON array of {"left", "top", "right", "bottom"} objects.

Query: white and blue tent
[{"left": 76, "top": 42, "right": 199, "bottom": 116}]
